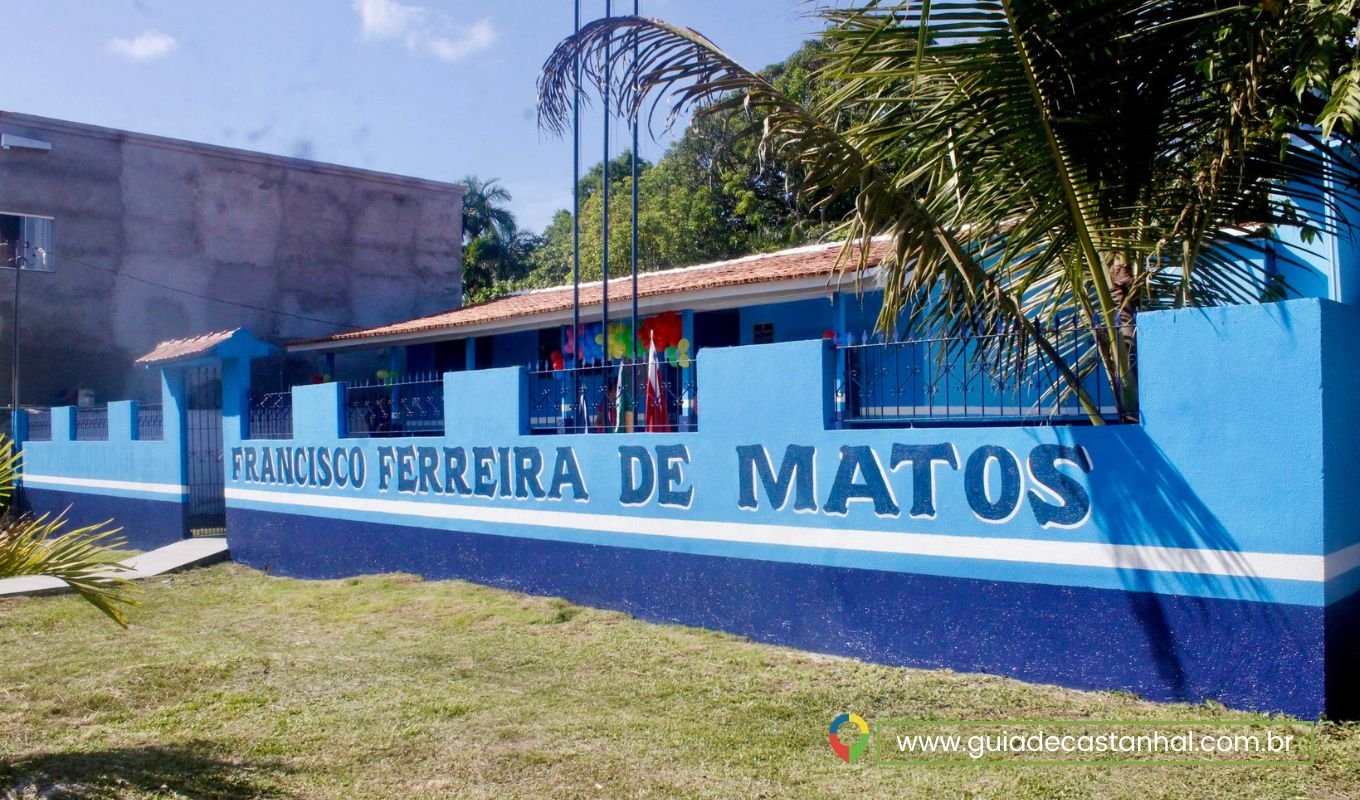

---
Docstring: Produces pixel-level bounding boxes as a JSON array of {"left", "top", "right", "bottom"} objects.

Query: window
[
  {"left": 0, "top": 212, "right": 54, "bottom": 272},
  {"left": 753, "top": 322, "right": 775, "bottom": 345}
]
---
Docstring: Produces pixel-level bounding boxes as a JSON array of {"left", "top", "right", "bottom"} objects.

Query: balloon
[
  {"left": 665, "top": 345, "right": 677, "bottom": 363},
  {"left": 376, "top": 369, "right": 390, "bottom": 381},
  {"left": 675, "top": 338, "right": 692, "bottom": 369},
  {"left": 576, "top": 322, "right": 604, "bottom": 362}
]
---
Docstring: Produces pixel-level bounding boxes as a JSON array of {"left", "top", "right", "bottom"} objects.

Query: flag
[
  {"left": 613, "top": 359, "right": 634, "bottom": 433},
  {"left": 645, "top": 332, "right": 669, "bottom": 432}
]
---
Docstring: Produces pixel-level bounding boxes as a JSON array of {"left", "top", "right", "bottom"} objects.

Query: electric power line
[{"left": 51, "top": 250, "right": 365, "bottom": 331}]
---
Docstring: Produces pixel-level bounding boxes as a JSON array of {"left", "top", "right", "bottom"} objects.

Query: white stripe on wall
[
  {"left": 225, "top": 487, "right": 1327, "bottom": 584},
  {"left": 1325, "top": 541, "right": 1360, "bottom": 581},
  {"left": 23, "top": 475, "right": 189, "bottom": 497}
]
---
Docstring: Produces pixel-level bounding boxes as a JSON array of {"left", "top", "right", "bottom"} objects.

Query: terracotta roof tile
[
  {"left": 135, "top": 329, "right": 241, "bottom": 366},
  {"left": 300, "top": 240, "right": 888, "bottom": 347}
]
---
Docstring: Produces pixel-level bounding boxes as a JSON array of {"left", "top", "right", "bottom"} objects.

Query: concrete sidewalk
[{"left": 0, "top": 537, "right": 229, "bottom": 597}]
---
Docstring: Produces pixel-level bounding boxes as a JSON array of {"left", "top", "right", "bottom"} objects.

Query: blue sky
[{"left": 0, "top": 0, "right": 825, "bottom": 233}]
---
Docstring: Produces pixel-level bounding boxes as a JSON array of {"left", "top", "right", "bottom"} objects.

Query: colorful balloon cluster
[
  {"left": 641, "top": 312, "right": 692, "bottom": 368},
  {"left": 562, "top": 321, "right": 607, "bottom": 365},
  {"left": 558, "top": 312, "right": 694, "bottom": 368},
  {"left": 604, "top": 322, "right": 636, "bottom": 360}
]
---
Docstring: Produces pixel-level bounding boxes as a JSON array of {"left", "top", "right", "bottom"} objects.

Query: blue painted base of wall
[
  {"left": 1326, "top": 591, "right": 1360, "bottom": 720},
  {"left": 24, "top": 488, "right": 187, "bottom": 551},
  {"left": 227, "top": 508, "right": 1330, "bottom": 718}
]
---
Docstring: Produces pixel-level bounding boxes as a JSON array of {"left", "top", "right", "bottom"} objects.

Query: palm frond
[{"left": 0, "top": 509, "right": 141, "bottom": 627}]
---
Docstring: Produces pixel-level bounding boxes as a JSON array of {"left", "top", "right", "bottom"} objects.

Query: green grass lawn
[{"left": 1, "top": 564, "right": 1356, "bottom": 799}]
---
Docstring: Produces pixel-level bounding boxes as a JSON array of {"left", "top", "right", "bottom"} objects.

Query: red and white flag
[{"left": 645, "top": 332, "right": 668, "bottom": 432}]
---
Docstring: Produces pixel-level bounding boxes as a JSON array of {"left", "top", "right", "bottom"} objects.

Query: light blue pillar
[
  {"left": 292, "top": 383, "right": 345, "bottom": 440},
  {"left": 51, "top": 406, "right": 75, "bottom": 442},
  {"left": 220, "top": 357, "right": 252, "bottom": 443},
  {"left": 161, "top": 368, "right": 189, "bottom": 490},
  {"left": 108, "top": 400, "right": 137, "bottom": 442},
  {"left": 444, "top": 367, "right": 527, "bottom": 440}
]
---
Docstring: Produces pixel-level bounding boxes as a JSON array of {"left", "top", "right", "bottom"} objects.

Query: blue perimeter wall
[
  {"left": 20, "top": 372, "right": 188, "bottom": 550},
  {"left": 220, "top": 299, "right": 1360, "bottom": 718}
]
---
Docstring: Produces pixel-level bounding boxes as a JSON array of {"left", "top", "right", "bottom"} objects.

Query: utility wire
[{"left": 50, "top": 250, "right": 364, "bottom": 331}]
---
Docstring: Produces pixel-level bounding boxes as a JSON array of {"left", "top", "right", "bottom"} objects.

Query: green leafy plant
[{"left": 0, "top": 436, "right": 140, "bottom": 626}]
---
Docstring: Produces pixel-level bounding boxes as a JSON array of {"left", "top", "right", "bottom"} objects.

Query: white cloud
[
  {"left": 424, "top": 19, "right": 495, "bottom": 63},
  {"left": 352, "top": 0, "right": 495, "bottom": 63},
  {"left": 107, "top": 30, "right": 178, "bottom": 61},
  {"left": 355, "top": 0, "right": 421, "bottom": 40}
]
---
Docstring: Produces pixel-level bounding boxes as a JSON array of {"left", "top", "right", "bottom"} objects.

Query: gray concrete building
[{"left": 0, "top": 110, "right": 463, "bottom": 404}]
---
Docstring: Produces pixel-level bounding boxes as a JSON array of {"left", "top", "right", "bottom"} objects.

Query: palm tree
[
  {"left": 458, "top": 176, "right": 539, "bottom": 303},
  {"left": 537, "top": 1, "right": 1360, "bottom": 422},
  {"left": 459, "top": 176, "right": 518, "bottom": 244},
  {"left": 0, "top": 437, "right": 140, "bottom": 626}
]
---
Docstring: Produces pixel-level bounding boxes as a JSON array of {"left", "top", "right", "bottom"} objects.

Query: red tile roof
[
  {"left": 299, "top": 240, "right": 888, "bottom": 347},
  {"left": 135, "top": 329, "right": 242, "bottom": 366}
]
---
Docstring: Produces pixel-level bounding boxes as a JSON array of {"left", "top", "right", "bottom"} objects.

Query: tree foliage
[
  {"left": 523, "top": 42, "right": 840, "bottom": 288},
  {"left": 539, "top": 1, "right": 1360, "bottom": 422},
  {"left": 459, "top": 176, "right": 540, "bottom": 304}
]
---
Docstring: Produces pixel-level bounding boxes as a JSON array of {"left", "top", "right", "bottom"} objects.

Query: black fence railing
[
  {"left": 528, "top": 358, "right": 696, "bottom": 434},
  {"left": 248, "top": 391, "right": 294, "bottom": 440},
  {"left": 75, "top": 406, "right": 109, "bottom": 441},
  {"left": 25, "top": 408, "right": 51, "bottom": 441},
  {"left": 345, "top": 373, "right": 444, "bottom": 438},
  {"left": 138, "top": 403, "right": 164, "bottom": 441},
  {"left": 838, "top": 323, "right": 1130, "bottom": 427}
]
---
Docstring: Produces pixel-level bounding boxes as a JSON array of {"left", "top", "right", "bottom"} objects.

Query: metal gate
[{"left": 184, "top": 366, "right": 225, "bottom": 536}]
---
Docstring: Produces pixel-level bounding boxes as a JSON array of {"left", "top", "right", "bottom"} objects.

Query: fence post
[
  {"left": 557, "top": 370, "right": 571, "bottom": 434},
  {"left": 832, "top": 292, "right": 848, "bottom": 429},
  {"left": 51, "top": 406, "right": 75, "bottom": 442},
  {"left": 680, "top": 310, "right": 695, "bottom": 432},
  {"left": 10, "top": 407, "right": 27, "bottom": 444}
]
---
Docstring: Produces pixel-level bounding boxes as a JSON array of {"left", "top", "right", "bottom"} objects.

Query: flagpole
[
  {"left": 630, "top": 0, "right": 640, "bottom": 425},
  {"left": 601, "top": 0, "right": 612, "bottom": 368},
  {"left": 571, "top": 0, "right": 581, "bottom": 432}
]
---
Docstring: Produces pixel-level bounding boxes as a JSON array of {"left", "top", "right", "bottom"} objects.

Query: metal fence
[
  {"left": 138, "top": 403, "right": 164, "bottom": 441},
  {"left": 345, "top": 373, "right": 444, "bottom": 437},
  {"left": 75, "top": 406, "right": 108, "bottom": 441},
  {"left": 528, "top": 358, "right": 695, "bottom": 434},
  {"left": 247, "top": 391, "right": 294, "bottom": 440},
  {"left": 24, "top": 408, "right": 51, "bottom": 441},
  {"left": 839, "top": 322, "right": 1130, "bottom": 426}
]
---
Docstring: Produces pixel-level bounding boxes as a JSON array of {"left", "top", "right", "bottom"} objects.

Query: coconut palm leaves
[
  {"left": 537, "top": 1, "right": 1360, "bottom": 423},
  {"left": 0, "top": 437, "right": 140, "bottom": 626}
]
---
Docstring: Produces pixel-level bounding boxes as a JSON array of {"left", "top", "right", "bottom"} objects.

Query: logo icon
[{"left": 828, "top": 713, "right": 870, "bottom": 763}]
